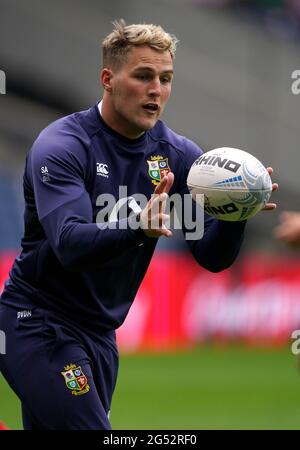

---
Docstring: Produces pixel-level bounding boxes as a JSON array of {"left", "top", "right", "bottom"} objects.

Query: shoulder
[
  {"left": 149, "top": 120, "right": 203, "bottom": 169},
  {"left": 34, "top": 109, "right": 91, "bottom": 151},
  {"left": 29, "top": 108, "right": 96, "bottom": 171}
]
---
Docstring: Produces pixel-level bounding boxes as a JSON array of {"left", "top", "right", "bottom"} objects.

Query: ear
[{"left": 100, "top": 68, "right": 113, "bottom": 92}]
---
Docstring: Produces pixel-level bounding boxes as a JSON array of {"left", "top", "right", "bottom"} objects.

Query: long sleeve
[
  {"left": 2, "top": 106, "right": 247, "bottom": 330},
  {"left": 30, "top": 133, "right": 146, "bottom": 271},
  {"left": 184, "top": 210, "right": 246, "bottom": 272},
  {"left": 177, "top": 138, "right": 246, "bottom": 272}
]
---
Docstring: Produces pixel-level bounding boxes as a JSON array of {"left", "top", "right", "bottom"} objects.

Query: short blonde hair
[{"left": 102, "top": 19, "right": 178, "bottom": 69}]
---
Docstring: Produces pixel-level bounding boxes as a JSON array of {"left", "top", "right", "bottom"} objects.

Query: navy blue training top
[{"left": 0, "top": 104, "right": 246, "bottom": 332}]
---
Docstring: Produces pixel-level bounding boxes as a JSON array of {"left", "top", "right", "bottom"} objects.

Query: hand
[
  {"left": 140, "top": 172, "right": 174, "bottom": 238},
  {"left": 260, "top": 167, "right": 278, "bottom": 211},
  {"left": 273, "top": 211, "right": 300, "bottom": 248}
]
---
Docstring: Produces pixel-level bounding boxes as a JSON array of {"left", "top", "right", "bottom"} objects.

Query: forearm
[
  {"left": 41, "top": 197, "right": 146, "bottom": 270},
  {"left": 187, "top": 218, "right": 246, "bottom": 272}
]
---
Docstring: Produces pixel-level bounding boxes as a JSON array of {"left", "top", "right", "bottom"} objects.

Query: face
[{"left": 101, "top": 46, "right": 174, "bottom": 139}]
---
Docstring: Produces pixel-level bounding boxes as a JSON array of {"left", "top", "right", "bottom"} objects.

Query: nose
[{"left": 148, "top": 76, "right": 161, "bottom": 97}]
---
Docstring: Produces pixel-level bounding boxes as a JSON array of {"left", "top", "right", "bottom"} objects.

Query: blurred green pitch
[{"left": 1, "top": 346, "right": 300, "bottom": 430}]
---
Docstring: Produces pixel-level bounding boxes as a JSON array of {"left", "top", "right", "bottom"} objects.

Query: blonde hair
[{"left": 102, "top": 19, "right": 178, "bottom": 69}]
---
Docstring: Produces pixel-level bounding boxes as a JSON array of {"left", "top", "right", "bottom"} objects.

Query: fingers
[
  {"left": 265, "top": 167, "right": 279, "bottom": 192},
  {"left": 266, "top": 167, "right": 273, "bottom": 175},
  {"left": 261, "top": 167, "right": 278, "bottom": 210},
  {"left": 261, "top": 203, "right": 277, "bottom": 211},
  {"left": 151, "top": 191, "right": 168, "bottom": 212},
  {"left": 140, "top": 192, "right": 172, "bottom": 238},
  {"left": 164, "top": 172, "right": 174, "bottom": 194},
  {"left": 160, "top": 226, "right": 173, "bottom": 237},
  {"left": 154, "top": 172, "right": 174, "bottom": 195},
  {"left": 149, "top": 192, "right": 168, "bottom": 227},
  {"left": 160, "top": 220, "right": 173, "bottom": 238},
  {"left": 153, "top": 176, "right": 168, "bottom": 196},
  {"left": 142, "top": 172, "right": 174, "bottom": 238},
  {"left": 149, "top": 193, "right": 170, "bottom": 232}
]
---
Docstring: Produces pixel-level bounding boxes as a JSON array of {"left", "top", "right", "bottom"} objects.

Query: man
[{"left": 0, "top": 20, "right": 277, "bottom": 430}]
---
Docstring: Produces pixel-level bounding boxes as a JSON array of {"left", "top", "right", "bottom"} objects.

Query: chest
[{"left": 88, "top": 138, "right": 177, "bottom": 210}]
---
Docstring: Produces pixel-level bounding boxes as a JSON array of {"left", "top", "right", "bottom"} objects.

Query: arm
[
  {"left": 178, "top": 142, "right": 279, "bottom": 272},
  {"left": 40, "top": 193, "right": 147, "bottom": 270},
  {"left": 177, "top": 140, "right": 246, "bottom": 272},
  {"left": 30, "top": 135, "right": 146, "bottom": 271},
  {"left": 182, "top": 193, "right": 246, "bottom": 273},
  {"left": 183, "top": 167, "right": 278, "bottom": 271}
]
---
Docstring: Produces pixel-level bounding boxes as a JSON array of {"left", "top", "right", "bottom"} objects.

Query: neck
[{"left": 101, "top": 96, "right": 145, "bottom": 140}]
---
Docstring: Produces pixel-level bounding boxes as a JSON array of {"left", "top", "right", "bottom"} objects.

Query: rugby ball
[{"left": 187, "top": 147, "right": 272, "bottom": 221}]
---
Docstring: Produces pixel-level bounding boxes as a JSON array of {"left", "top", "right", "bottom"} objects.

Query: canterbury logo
[{"left": 97, "top": 163, "right": 109, "bottom": 178}]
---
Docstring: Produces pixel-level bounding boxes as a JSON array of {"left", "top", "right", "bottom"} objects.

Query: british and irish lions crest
[
  {"left": 61, "top": 364, "right": 90, "bottom": 396},
  {"left": 147, "top": 155, "right": 170, "bottom": 186}
]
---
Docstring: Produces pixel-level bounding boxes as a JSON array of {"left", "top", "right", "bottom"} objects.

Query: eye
[
  {"left": 160, "top": 76, "right": 172, "bottom": 84},
  {"left": 136, "top": 73, "right": 151, "bottom": 81}
]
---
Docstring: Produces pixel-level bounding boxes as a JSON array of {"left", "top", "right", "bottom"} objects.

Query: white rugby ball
[{"left": 187, "top": 147, "right": 272, "bottom": 221}]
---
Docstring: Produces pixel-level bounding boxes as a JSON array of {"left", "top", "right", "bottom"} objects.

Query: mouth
[{"left": 142, "top": 103, "right": 160, "bottom": 114}]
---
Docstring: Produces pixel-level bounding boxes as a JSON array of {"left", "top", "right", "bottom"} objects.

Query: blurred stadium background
[{"left": 1, "top": 0, "right": 300, "bottom": 430}]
